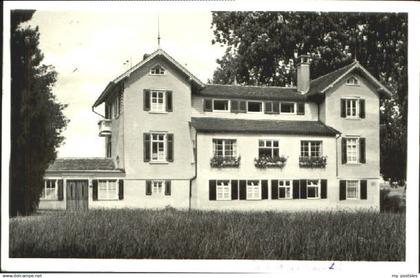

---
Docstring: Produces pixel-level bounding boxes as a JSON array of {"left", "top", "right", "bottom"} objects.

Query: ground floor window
[
  {"left": 216, "top": 180, "right": 231, "bottom": 200},
  {"left": 98, "top": 180, "right": 118, "bottom": 200},
  {"left": 146, "top": 180, "right": 171, "bottom": 196},
  {"left": 42, "top": 180, "right": 57, "bottom": 200},
  {"left": 307, "top": 179, "right": 320, "bottom": 199},
  {"left": 247, "top": 180, "right": 261, "bottom": 200},
  {"left": 346, "top": 180, "right": 359, "bottom": 199},
  {"left": 278, "top": 180, "right": 292, "bottom": 199}
]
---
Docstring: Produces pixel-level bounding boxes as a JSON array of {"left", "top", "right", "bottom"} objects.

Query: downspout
[
  {"left": 189, "top": 129, "right": 198, "bottom": 211},
  {"left": 336, "top": 133, "right": 342, "bottom": 178}
]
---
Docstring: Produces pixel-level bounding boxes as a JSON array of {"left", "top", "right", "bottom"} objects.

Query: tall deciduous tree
[
  {"left": 211, "top": 12, "right": 407, "bottom": 184},
  {"left": 10, "top": 10, "right": 68, "bottom": 216}
]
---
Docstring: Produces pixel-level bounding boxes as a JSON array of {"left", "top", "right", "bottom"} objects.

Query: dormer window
[
  {"left": 346, "top": 76, "right": 359, "bottom": 86},
  {"left": 150, "top": 65, "right": 165, "bottom": 75}
]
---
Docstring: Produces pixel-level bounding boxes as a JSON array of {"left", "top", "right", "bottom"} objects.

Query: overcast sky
[{"left": 26, "top": 11, "right": 225, "bottom": 158}]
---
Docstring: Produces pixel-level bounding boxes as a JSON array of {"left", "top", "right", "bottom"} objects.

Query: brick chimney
[{"left": 297, "top": 55, "right": 310, "bottom": 93}]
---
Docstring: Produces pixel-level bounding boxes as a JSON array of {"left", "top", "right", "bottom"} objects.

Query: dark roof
[
  {"left": 307, "top": 61, "right": 357, "bottom": 97},
  {"left": 191, "top": 117, "right": 339, "bottom": 137},
  {"left": 46, "top": 158, "right": 123, "bottom": 172},
  {"left": 197, "top": 84, "right": 305, "bottom": 101}
]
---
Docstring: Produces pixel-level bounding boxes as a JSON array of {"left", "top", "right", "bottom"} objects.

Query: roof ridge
[
  {"left": 208, "top": 83, "right": 296, "bottom": 89},
  {"left": 55, "top": 157, "right": 113, "bottom": 160},
  {"left": 310, "top": 60, "right": 358, "bottom": 83}
]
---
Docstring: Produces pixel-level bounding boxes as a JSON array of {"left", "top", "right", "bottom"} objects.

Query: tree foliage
[
  {"left": 10, "top": 10, "right": 68, "bottom": 216},
  {"left": 211, "top": 12, "right": 407, "bottom": 183}
]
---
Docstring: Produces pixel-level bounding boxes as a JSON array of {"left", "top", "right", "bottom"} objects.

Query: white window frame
[
  {"left": 346, "top": 76, "right": 359, "bottom": 86},
  {"left": 150, "top": 90, "right": 166, "bottom": 112},
  {"left": 280, "top": 102, "right": 296, "bottom": 114},
  {"left": 278, "top": 180, "right": 292, "bottom": 199},
  {"left": 258, "top": 139, "right": 279, "bottom": 158},
  {"left": 98, "top": 179, "right": 118, "bottom": 200},
  {"left": 246, "top": 180, "right": 261, "bottom": 200},
  {"left": 344, "top": 97, "right": 360, "bottom": 118},
  {"left": 346, "top": 137, "right": 359, "bottom": 164},
  {"left": 150, "top": 133, "right": 167, "bottom": 162},
  {"left": 346, "top": 180, "right": 360, "bottom": 199},
  {"left": 213, "top": 139, "right": 237, "bottom": 158},
  {"left": 307, "top": 179, "right": 320, "bottom": 199},
  {"left": 247, "top": 101, "right": 263, "bottom": 113},
  {"left": 300, "top": 141, "right": 322, "bottom": 157},
  {"left": 212, "top": 99, "right": 230, "bottom": 112},
  {"left": 152, "top": 180, "right": 165, "bottom": 196},
  {"left": 41, "top": 179, "right": 58, "bottom": 200},
  {"left": 150, "top": 64, "right": 166, "bottom": 75},
  {"left": 216, "top": 180, "right": 231, "bottom": 201}
]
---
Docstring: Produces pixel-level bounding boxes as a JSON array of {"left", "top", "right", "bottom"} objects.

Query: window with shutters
[
  {"left": 152, "top": 180, "right": 164, "bottom": 195},
  {"left": 346, "top": 180, "right": 359, "bottom": 199},
  {"left": 346, "top": 137, "right": 359, "bottom": 163},
  {"left": 150, "top": 65, "right": 165, "bottom": 75},
  {"left": 258, "top": 140, "right": 279, "bottom": 158},
  {"left": 150, "top": 90, "right": 166, "bottom": 112},
  {"left": 98, "top": 180, "right": 118, "bottom": 200},
  {"left": 307, "top": 179, "right": 320, "bottom": 199},
  {"left": 216, "top": 180, "right": 231, "bottom": 200},
  {"left": 246, "top": 180, "right": 261, "bottom": 200},
  {"left": 41, "top": 179, "right": 58, "bottom": 200},
  {"left": 213, "top": 99, "right": 230, "bottom": 112},
  {"left": 280, "top": 102, "right": 296, "bottom": 114},
  {"left": 151, "top": 133, "right": 166, "bottom": 162},
  {"left": 278, "top": 180, "right": 292, "bottom": 199}
]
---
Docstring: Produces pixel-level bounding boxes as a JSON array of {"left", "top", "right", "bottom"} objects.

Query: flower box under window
[
  {"left": 210, "top": 156, "right": 241, "bottom": 168},
  {"left": 299, "top": 156, "right": 327, "bottom": 168},
  {"left": 254, "top": 155, "right": 287, "bottom": 169}
]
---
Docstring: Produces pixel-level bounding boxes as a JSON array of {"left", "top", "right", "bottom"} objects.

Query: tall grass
[{"left": 10, "top": 209, "right": 405, "bottom": 260}]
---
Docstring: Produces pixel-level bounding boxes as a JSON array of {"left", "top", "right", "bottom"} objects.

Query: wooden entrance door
[{"left": 66, "top": 180, "right": 88, "bottom": 210}]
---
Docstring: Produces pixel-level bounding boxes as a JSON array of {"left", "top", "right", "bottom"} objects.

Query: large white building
[{"left": 40, "top": 48, "right": 391, "bottom": 211}]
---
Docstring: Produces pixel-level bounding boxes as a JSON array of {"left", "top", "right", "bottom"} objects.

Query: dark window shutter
[
  {"left": 339, "top": 180, "right": 346, "bottom": 200},
  {"left": 299, "top": 179, "right": 307, "bottom": 199},
  {"left": 264, "top": 102, "right": 272, "bottom": 114},
  {"left": 57, "top": 180, "right": 64, "bottom": 200},
  {"left": 321, "top": 179, "right": 327, "bottom": 199},
  {"left": 118, "top": 180, "right": 124, "bottom": 200},
  {"left": 239, "top": 101, "right": 247, "bottom": 113},
  {"left": 165, "top": 180, "right": 171, "bottom": 196},
  {"left": 92, "top": 180, "right": 98, "bottom": 201},
  {"left": 261, "top": 180, "right": 268, "bottom": 199},
  {"left": 359, "top": 99, "right": 365, "bottom": 118},
  {"left": 297, "top": 102, "right": 305, "bottom": 115},
  {"left": 239, "top": 180, "right": 247, "bottom": 200},
  {"left": 204, "top": 99, "right": 212, "bottom": 112},
  {"left": 144, "top": 133, "right": 150, "bottom": 162},
  {"left": 167, "top": 134, "right": 174, "bottom": 162},
  {"left": 231, "top": 100, "right": 239, "bottom": 113},
  {"left": 292, "top": 180, "right": 300, "bottom": 199},
  {"left": 209, "top": 180, "right": 216, "bottom": 200},
  {"left": 271, "top": 180, "right": 278, "bottom": 199},
  {"left": 341, "top": 138, "right": 347, "bottom": 164},
  {"left": 341, "top": 99, "right": 346, "bottom": 117},
  {"left": 359, "top": 138, "right": 366, "bottom": 164},
  {"left": 144, "top": 90, "right": 150, "bottom": 111},
  {"left": 231, "top": 180, "right": 238, "bottom": 200},
  {"left": 166, "top": 91, "right": 173, "bottom": 112},
  {"left": 146, "top": 180, "right": 152, "bottom": 195},
  {"left": 360, "top": 180, "right": 367, "bottom": 200},
  {"left": 272, "top": 101, "right": 280, "bottom": 114}
]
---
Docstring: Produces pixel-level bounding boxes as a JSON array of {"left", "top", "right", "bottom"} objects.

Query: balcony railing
[
  {"left": 210, "top": 156, "right": 241, "bottom": 168},
  {"left": 254, "top": 155, "right": 287, "bottom": 169},
  {"left": 299, "top": 156, "right": 327, "bottom": 168},
  {"left": 98, "top": 119, "right": 112, "bottom": 137}
]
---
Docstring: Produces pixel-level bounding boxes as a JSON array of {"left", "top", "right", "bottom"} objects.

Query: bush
[{"left": 380, "top": 189, "right": 406, "bottom": 213}]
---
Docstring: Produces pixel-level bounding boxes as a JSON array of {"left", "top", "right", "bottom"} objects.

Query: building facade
[{"left": 41, "top": 49, "right": 391, "bottom": 211}]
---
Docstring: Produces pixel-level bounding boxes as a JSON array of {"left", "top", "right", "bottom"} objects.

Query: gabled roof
[
  {"left": 197, "top": 84, "right": 305, "bottom": 101},
  {"left": 93, "top": 48, "right": 204, "bottom": 108},
  {"left": 191, "top": 117, "right": 340, "bottom": 137},
  {"left": 307, "top": 60, "right": 392, "bottom": 98},
  {"left": 46, "top": 158, "right": 124, "bottom": 173}
]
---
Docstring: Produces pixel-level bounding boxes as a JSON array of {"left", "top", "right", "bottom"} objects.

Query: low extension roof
[
  {"left": 46, "top": 158, "right": 124, "bottom": 173},
  {"left": 197, "top": 84, "right": 305, "bottom": 101},
  {"left": 191, "top": 117, "right": 340, "bottom": 137}
]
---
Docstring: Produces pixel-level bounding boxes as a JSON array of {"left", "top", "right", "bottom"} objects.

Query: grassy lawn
[{"left": 9, "top": 209, "right": 405, "bottom": 260}]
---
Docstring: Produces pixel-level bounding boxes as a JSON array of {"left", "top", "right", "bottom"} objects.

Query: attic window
[
  {"left": 346, "top": 76, "right": 359, "bottom": 86},
  {"left": 150, "top": 65, "right": 165, "bottom": 75}
]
